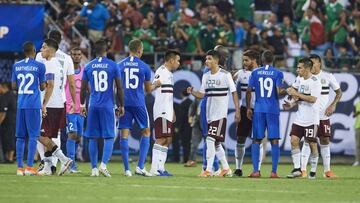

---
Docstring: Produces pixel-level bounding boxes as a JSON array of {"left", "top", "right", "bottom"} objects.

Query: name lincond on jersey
[
  {"left": 15, "top": 66, "right": 39, "bottom": 72},
  {"left": 257, "top": 70, "right": 274, "bottom": 75},
  {"left": 92, "top": 63, "right": 109, "bottom": 68},
  {"left": 125, "top": 62, "right": 139, "bottom": 66}
]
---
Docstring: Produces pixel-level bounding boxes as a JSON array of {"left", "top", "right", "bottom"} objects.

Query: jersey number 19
[{"left": 258, "top": 77, "right": 273, "bottom": 98}]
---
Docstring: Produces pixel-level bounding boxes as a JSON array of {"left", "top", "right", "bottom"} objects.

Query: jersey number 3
[{"left": 258, "top": 77, "right": 273, "bottom": 98}]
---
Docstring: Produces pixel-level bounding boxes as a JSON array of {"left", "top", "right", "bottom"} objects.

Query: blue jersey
[
  {"left": 118, "top": 56, "right": 151, "bottom": 107},
  {"left": 82, "top": 57, "right": 120, "bottom": 108},
  {"left": 11, "top": 58, "right": 46, "bottom": 109},
  {"left": 248, "top": 65, "right": 284, "bottom": 114}
]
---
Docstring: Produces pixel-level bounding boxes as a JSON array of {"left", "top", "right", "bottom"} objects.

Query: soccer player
[
  {"left": 12, "top": 42, "right": 46, "bottom": 176},
  {"left": 65, "top": 47, "right": 84, "bottom": 173},
  {"left": 36, "top": 30, "right": 77, "bottom": 173},
  {"left": 117, "top": 39, "right": 152, "bottom": 177},
  {"left": 300, "top": 54, "right": 342, "bottom": 178},
  {"left": 37, "top": 38, "right": 73, "bottom": 176},
  {"left": 188, "top": 50, "right": 240, "bottom": 177},
  {"left": 233, "top": 50, "right": 260, "bottom": 176},
  {"left": 80, "top": 40, "right": 124, "bottom": 177},
  {"left": 247, "top": 50, "right": 285, "bottom": 178},
  {"left": 284, "top": 57, "right": 321, "bottom": 179},
  {"left": 150, "top": 50, "right": 181, "bottom": 176}
]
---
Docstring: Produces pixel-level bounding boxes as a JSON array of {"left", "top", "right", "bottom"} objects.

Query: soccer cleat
[
  {"left": 248, "top": 171, "right": 261, "bottom": 178},
  {"left": 353, "top": 161, "right": 359, "bottom": 167},
  {"left": 51, "top": 166, "right": 57, "bottom": 175},
  {"left": 270, "top": 172, "right": 280, "bottom": 178},
  {"left": 301, "top": 170, "right": 307, "bottom": 178},
  {"left": 25, "top": 167, "right": 37, "bottom": 176},
  {"left": 184, "top": 160, "right": 197, "bottom": 167},
  {"left": 150, "top": 169, "right": 160, "bottom": 176},
  {"left": 58, "top": 159, "right": 73, "bottom": 176},
  {"left": 69, "top": 166, "right": 81, "bottom": 174},
  {"left": 16, "top": 168, "right": 24, "bottom": 176},
  {"left": 125, "top": 170, "right": 133, "bottom": 177},
  {"left": 213, "top": 169, "right": 221, "bottom": 176},
  {"left": 199, "top": 170, "right": 212, "bottom": 177},
  {"left": 90, "top": 168, "right": 99, "bottom": 177},
  {"left": 233, "top": 169, "right": 243, "bottom": 177},
  {"left": 37, "top": 160, "right": 44, "bottom": 173},
  {"left": 135, "top": 167, "right": 153, "bottom": 177},
  {"left": 287, "top": 168, "right": 302, "bottom": 178},
  {"left": 99, "top": 165, "right": 111, "bottom": 177},
  {"left": 309, "top": 172, "right": 316, "bottom": 180},
  {"left": 37, "top": 168, "right": 52, "bottom": 176},
  {"left": 217, "top": 169, "right": 233, "bottom": 177},
  {"left": 158, "top": 170, "right": 173, "bottom": 176},
  {"left": 324, "top": 171, "right": 338, "bottom": 178}
]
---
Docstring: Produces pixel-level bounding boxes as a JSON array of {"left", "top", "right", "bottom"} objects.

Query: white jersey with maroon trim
[
  {"left": 292, "top": 75, "right": 322, "bottom": 127},
  {"left": 153, "top": 65, "right": 174, "bottom": 121},
  {"left": 236, "top": 69, "right": 255, "bottom": 108},
  {"left": 313, "top": 70, "right": 340, "bottom": 120},
  {"left": 200, "top": 68, "right": 236, "bottom": 123}
]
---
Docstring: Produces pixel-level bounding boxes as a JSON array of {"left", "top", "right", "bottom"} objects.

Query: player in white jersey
[
  {"left": 36, "top": 39, "right": 73, "bottom": 176},
  {"left": 300, "top": 54, "right": 342, "bottom": 178},
  {"left": 150, "top": 50, "right": 181, "bottom": 176},
  {"left": 232, "top": 50, "right": 260, "bottom": 176},
  {"left": 284, "top": 57, "right": 322, "bottom": 179},
  {"left": 36, "top": 30, "right": 76, "bottom": 174},
  {"left": 188, "top": 50, "right": 240, "bottom": 177}
]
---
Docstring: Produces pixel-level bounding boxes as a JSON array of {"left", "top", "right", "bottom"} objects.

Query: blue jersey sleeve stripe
[{"left": 46, "top": 73, "right": 54, "bottom": 80}]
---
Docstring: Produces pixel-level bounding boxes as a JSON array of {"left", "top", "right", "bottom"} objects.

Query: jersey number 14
[{"left": 258, "top": 77, "right": 273, "bottom": 98}]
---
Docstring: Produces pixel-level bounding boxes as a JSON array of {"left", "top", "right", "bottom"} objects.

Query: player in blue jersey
[
  {"left": 246, "top": 50, "right": 286, "bottom": 178},
  {"left": 11, "top": 42, "right": 46, "bottom": 176},
  {"left": 117, "top": 39, "right": 153, "bottom": 177},
  {"left": 80, "top": 40, "right": 124, "bottom": 177}
]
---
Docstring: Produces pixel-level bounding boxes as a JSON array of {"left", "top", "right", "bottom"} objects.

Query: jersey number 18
[{"left": 93, "top": 71, "right": 108, "bottom": 92}]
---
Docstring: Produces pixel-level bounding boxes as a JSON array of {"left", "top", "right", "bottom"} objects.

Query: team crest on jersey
[
  {"left": 299, "top": 85, "right": 309, "bottom": 93},
  {"left": 155, "top": 74, "right": 160, "bottom": 79},
  {"left": 321, "top": 79, "right": 326, "bottom": 84}
]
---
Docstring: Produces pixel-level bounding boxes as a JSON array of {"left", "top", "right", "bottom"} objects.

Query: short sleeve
[
  {"left": 153, "top": 69, "right": 161, "bottom": 84},
  {"left": 39, "top": 63, "right": 46, "bottom": 83},
  {"left": 248, "top": 72, "right": 256, "bottom": 88},
  {"left": 66, "top": 56, "right": 75, "bottom": 75},
  {"left": 328, "top": 73, "right": 340, "bottom": 91},
  {"left": 276, "top": 71, "right": 285, "bottom": 88},
  {"left": 82, "top": 66, "right": 88, "bottom": 81},
  {"left": 199, "top": 74, "right": 206, "bottom": 94},
  {"left": 79, "top": 7, "right": 87, "bottom": 17},
  {"left": 144, "top": 65, "right": 151, "bottom": 81},
  {"left": 311, "top": 80, "right": 321, "bottom": 98},
  {"left": 114, "top": 63, "right": 121, "bottom": 79},
  {"left": 235, "top": 70, "right": 241, "bottom": 84},
  {"left": 292, "top": 76, "right": 300, "bottom": 89},
  {"left": 227, "top": 73, "right": 236, "bottom": 93},
  {"left": 11, "top": 65, "right": 16, "bottom": 83},
  {"left": 103, "top": 7, "right": 110, "bottom": 20}
]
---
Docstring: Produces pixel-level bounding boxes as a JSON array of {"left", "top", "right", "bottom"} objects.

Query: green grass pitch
[{"left": 0, "top": 163, "right": 359, "bottom": 203}]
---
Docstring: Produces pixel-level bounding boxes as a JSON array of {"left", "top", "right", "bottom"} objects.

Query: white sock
[
  {"left": 291, "top": 149, "right": 301, "bottom": 169},
  {"left": 259, "top": 143, "right": 264, "bottom": 171},
  {"left": 53, "top": 148, "right": 68, "bottom": 164},
  {"left": 151, "top": 144, "right": 163, "bottom": 173},
  {"left": 37, "top": 141, "right": 45, "bottom": 160},
  {"left": 235, "top": 143, "right": 245, "bottom": 170},
  {"left": 320, "top": 144, "right": 331, "bottom": 172},
  {"left": 43, "top": 156, "right": 52, "bottom": 172},
  {"left": 51, "top": 135, "right": 61, "bottom": 166},
  {"left": 99, "top": 162, "right": 106, "bottom": 169},
  {"left": 301, "top": 142, "right": 311, "bottom": 171},
  {"left": 310, "top": 153, "right": 319, "bottom": 173},
  {"left": 215, "top": 143, "right": 229, "bottom": 170},
  {"left": 206, "top": 137, "right": 216, "bottom": 172},
  {"left": 159, "top": 146, "right": 168, "bottom": 172}
]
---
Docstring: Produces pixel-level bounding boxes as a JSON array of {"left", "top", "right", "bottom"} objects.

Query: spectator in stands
[
  {"left": 198, "top": 20, "right": 219, "bottom": 53},
  {"left": 0, "top": 82, "right": 16, "bottom": 163},
  {"left": 285, "top": 32, "right": 302, "bottom": 69},
  {"left": 245, "top": 25, "right": 260, "bottom": 50},
  {"left": 234, "top": 19, "right": 247, "bottom": 48},
  {"left": 146, "top": 11, "right": 156, "bottom": 30},
  {"left": 348, "top": 19, "right": 360, "bottom": 54},
  {"left": 123, "top": 2, "right": 144, "bottom": 30},
  {"left": 122, "top": 18, "right": 134, "bottom": 52},
  {"left": 331, "top": 10, "right": 352, "bottom": 55},
  {"left": 218, "top": 22, "right": 235, "bottom": 47},
  {"left": 155, "top": 28, "right": 169, "bottom": 52},
  {"left": 323, "top": 48, "right": 337, "bottom": 69},
  {"left": 325, "top": 0, "right": 343, "bottom": 40},
  {"left": 154, "top": 0, "right": 168, "bottom": 29},
  {"left": 133, "top": 19, "right": 156, "bottom": 53},
  {"left": 168, "top": 25, "right": 188, "bottom": 53},
  {"left": 71, "top": 0, "right": 110, "bottom": 43},
  {"left": 253, "top": 0, "right": 272, "bottom": 26},
  {"left": 281, "top": 15, "right": 297, "bottom": 37},
  {"left": 185, "top": 17, "right": 202, "bottom": 53},
  {"left": 267, "top": 26, "right": 286, "bottom": 67}
]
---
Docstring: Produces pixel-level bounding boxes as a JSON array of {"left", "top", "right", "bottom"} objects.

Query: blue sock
[
  {"left": 88, "top": 139, "right": 98, "bottom": 169},
  {"left": 271, "top": 143, "right": 280, "bottom": 173},
  {"left": 66, "top": 139, "right": 76, "bottom": 168},
  {"left": 26, "top": 137, "right": 38, "bottom": 167},
  {"left": 102, "top": 139, "right": 114, "bottom": 164},
  {"left": 251, "top": 143, "right": 260, "bottom": 172},
  {"left": 138, "top": 136, "right": 150, "bottom": 169},
  {"left": 16, "top": 138, "right": 25, "bottom": 168},
  {"left": 202, "top": 141, "right": 207, "bottom": 170},
  {"left": 213, "top": 155, "right": 219, "bottom": 171},
  {"left": 120, "top": 138, "right": 130, "bottom": 171}
]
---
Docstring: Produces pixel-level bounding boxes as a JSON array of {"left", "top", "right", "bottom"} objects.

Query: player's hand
[
  {"left": 286, "top": 87, "right": 297, "bottom": 96},
  {"left": 118, "top": 106, "right": 125, "bottom": 117},
  {"left": 282, "top": 101, "right": 292, "bottom": 110},
  {"left": 292, "top": 95, "right": 299, "bottom": 101},
  {"left": 153, "top": 80, "right": 161, "bottom": 88},
  {"left": 187, "top": 87, "right": 193, "bottom": 94},
  {"left": 69, "top": 101, "right": 75, "bottom": 114},
  {"left": 42, "top": 106, "right": 47, "bottom": 118},
  {"left": 173, "top": 113, "right": 176, "bottom": 123},
  {"left": 235, "top": 109, "right": 241, "bottom": 123},
  {"left": 80, "top": 107, "right": 87, "bottom": 117},
  {"left": 246, "top": 108, "right": 253, "bottom": 120},
  {"left": 325, "top": 104, "right": 335, "bottom": 117}
]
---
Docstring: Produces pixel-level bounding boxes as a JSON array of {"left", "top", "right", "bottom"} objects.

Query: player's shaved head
[
  {"left": 48, "top": 30, "right": 62, "bottom": 44},
  {"left": 94, "top": 40, "right": 107, "bottom": 56},
  {"left": 165, "top": 49, "right": 180, "bottom": 62},
  {"left": 23, "top": 41, "right": 35, "bottom": 56},
  {"left": 214, "top": 45, "right": 229, "bottom": 67},
  {"left": 43, "top": 38, "right": 59, "bottom": 51},
  {"left": 261, "top": 50, "right": 274, "bottom": 64},
  {"left": 129, "top": 39, "right": 143, "bottom": 54}
]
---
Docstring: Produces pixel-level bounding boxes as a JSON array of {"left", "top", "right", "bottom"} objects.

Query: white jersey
[
  {"left": 292, "top": 75, "right": 322, "bottom": 127},
  {"left": 42, "top": 58, "right": 65, "bottom": 108},
  {"left": 236, "top": 69, "right": 254, "bottom": 108},
  {"left": 36, "top": 49, "right": 74, "bottom": 105},
  {"left": 200, "top": 68, "right": 236, "bottom": 122},
  {"left": 153, "top": 65, "right": 174, "bottom": 122},
  {"left": 313, "top": 70, "right": 340, "bottom": 120}
]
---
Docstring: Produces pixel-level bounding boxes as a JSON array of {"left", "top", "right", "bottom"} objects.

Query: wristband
[{"left": 80, "top": 103, "right": 86, "bottom": 108}]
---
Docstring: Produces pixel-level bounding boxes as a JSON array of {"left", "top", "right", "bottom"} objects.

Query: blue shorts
[
  {"left": 118, "top": 106, "right": 149, "bottom": 129},
  {"left": 16, "top": 109, "right": 41, "bottom": 138},
  {"left": 200, "top": 97, "right": 208, "bottom": 137},
  {"left": 66, "top": 113, "right": 85, "bottom": 136},
  {"left": 85, "top": 107, "right": 115, "bottom": 139},
  {"left": 252, "top": 112, "right": 280, "bottom": 140}
]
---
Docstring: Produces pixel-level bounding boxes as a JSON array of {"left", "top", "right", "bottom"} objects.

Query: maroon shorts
[
  {"left": 290, "top": 123, "right": 318, "bottom": 142},
  {"left": 154, "top": 117, "right": 173, "bottom": 139},
  {"left": 41, "top": 107, "right": 66, "bottom": 138},
  {"left": 208, "top": 118, "right": 227, "bottom": 142},
  {"left": 237, "top": 107, "right": 252, "bottom": 139},
  {"left": 317, "top": 119, "right": 331, "bottom": 138}
]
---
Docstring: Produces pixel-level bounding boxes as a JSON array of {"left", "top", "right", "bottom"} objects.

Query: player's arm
[
  {"left": 80, "top": 80, "right": 88, "bottom": 117},
  {"left": 326, "top": 87, "right": 342, "bottom": 117},
  {"left": 145, "top": 80, "right": 161, "bottom": 93},
  {"left": 67, "top": 74, "right": 77, "bottom": 106},
  {"left": 286, "top": 87, "right": 317, "bottom": 103},
  {"left": 232, "top": 91, "right": 240, "bottom": 122},
  {"left": 187, "top": 87, "right": 205, "bottom": 99},
  {"left": 42, "top": 76, "right": 54, "bottom": 117},
  {"left": 115, "top": 77, "right": 125, "bottom": 116}
]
